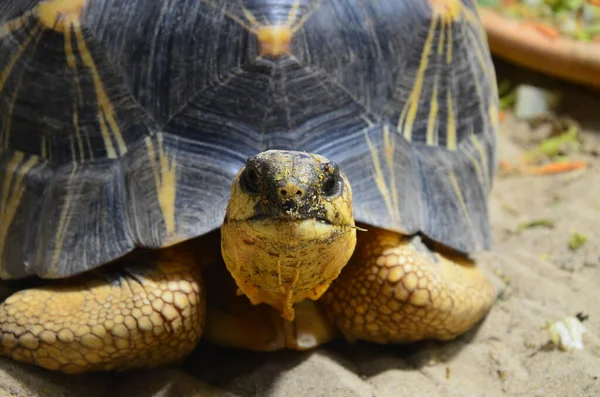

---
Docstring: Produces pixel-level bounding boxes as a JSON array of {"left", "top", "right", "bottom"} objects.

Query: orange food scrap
[
  {"left": 522, "top": 22, "right": 559, "bottom": 39},
  {"left": 499, "top": 160, "right": 518, "bottom": 173},
  {"left": 498, "top": 110, "right": 506, "bottom": 122},
  {"left": 523, "top": 161, "right": 588, "bottom": 175},
  {"left": 533, "top": 23, "right": 559, "bottom": 39}
]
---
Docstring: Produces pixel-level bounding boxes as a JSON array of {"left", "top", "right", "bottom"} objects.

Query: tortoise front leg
[
  {"left": 321, "top": 227, "right": 495, "bottom": 344},
  {"left": 0, "top": 245, "right": 204, "bottom": 374}
]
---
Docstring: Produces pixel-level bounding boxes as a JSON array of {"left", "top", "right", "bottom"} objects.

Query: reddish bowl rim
[{"left": 479, "top": 7, "right": 600, "bottom": 89}]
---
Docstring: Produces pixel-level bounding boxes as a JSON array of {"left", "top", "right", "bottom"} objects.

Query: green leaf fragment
[
  {"left": 568, "top": 233, "right": 587, "bottom": 250},
  {"left": 499, "top": 0, "right": 600, "bottom": 41},
  {"left": 477, "top": 0, "right": 500, "bottom": 7},
  {"left": 564, "top": 0, "right": 584, "bottom": 11},
  {"left": 526, "top": 125, "right": 580, "bottom": 160},
  {"left": 499, "top": 92, "right": 517, "bottom": 110},
  {"left": 518, "top": 219, "right": 555, "bottom": 231}
]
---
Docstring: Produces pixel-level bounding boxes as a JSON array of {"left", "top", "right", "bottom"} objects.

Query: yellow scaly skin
[
  {"left": 0, "top": 246, "right": 204, "bottom": 374},
  {"left": 0, "top": 150, "right": 495, "bottom": 373},
  {"left": 321, "top": 227, "right": 496, "bottom": 343}
]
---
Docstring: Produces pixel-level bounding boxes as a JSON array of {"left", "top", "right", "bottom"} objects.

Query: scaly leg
[
  {"left": 321, "top": 227, "right": 496, "bottom": 344},
  {"left": 0, "top": 245, "right": 204, "bottom": 374}
]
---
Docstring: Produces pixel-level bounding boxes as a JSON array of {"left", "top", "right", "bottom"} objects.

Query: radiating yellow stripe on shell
[
  {"left": 65, "top": 23, "right": 85, "bottom": 162},
  {"left": 157, "top": 134, "right": 177, "bottom": 237},
  {"left": 489, "top": 103, "right": 499, "bottom": 133},
  {"left": 465, "top": 130, "right": 486, "bottom": 191},
  {"left": 0, "top": 22, "right": 36, "bottom": 98},
  {"left": 438, "top": 17, "right": 446, "bottom": 56},
  {"left": 3, "top": 82, "right": 19, "bottom": 149},
  {"left": 469, "top": 133, "right": 489, "bottom": 190},
  {"left": 426, "top": 75, "right": 439, "bottom": 146},
  {"left": 365, "top": 131, "right": 396, "bottom": 224},
  {"left": 445, "top": 17, "right": 453, "bottom": 64},
  {"left": 464, "top": 24, "right": 494, "bottom": 94},
  {"left": 290, "top": 0, "right": 320, "bottom": 34},
  {"left": 382, "top": 125, "right": 401, "bottom": 224},
  {"left": 49, "top": 165, "right": 79, "bottom": 275},
  {"left": 448, "top": 170, "right": 479, "bottom": 250},
  {"left": 0, "top": 153, "right": 39, "bottom": 275},
  {"left": 398, "top": 17, "right": 438, "bottom": 141},
  {"left": 463, "top": 25, "right": 494, "bottom": 142},
  {"left": 0, "top": 154, "right": 23, "bottom": 241},
  {"left": 457, "top": 4, "right": 499, "bottom": 100},
  {"left": 446, "top": 89, "right": 456, "bottom": 150},
  {"left": 425, "top": 15, "right": 448, "bottom": 147},
  {"left": 286, "top": 0, "right": 300, "bottom": 28},
  {"left": 145, "top": 134, "right": 178, "bottom": 238},
  {"left": 72, "top": 19, "right": 127, "bottom": 158}
]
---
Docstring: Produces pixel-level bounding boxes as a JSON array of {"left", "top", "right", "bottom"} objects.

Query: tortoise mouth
[
  {"left": 234, "top": 217, "right": 352, "bottom": 245},
  {"left": 247, "top": 213, "right": 334, "bottom": 225}
]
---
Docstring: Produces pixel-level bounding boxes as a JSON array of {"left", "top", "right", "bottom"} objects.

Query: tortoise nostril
[{"left": 279, "top": 186, "right": 304, "bottom": 199}]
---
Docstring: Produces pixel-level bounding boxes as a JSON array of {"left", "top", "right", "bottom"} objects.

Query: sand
[{"left": 1, "top": 60, "right": 599, "bottom": 397}]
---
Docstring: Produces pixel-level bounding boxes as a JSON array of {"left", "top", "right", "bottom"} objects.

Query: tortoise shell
[{"left": 0, "top": 0, "right": 498, "bottom": 279}]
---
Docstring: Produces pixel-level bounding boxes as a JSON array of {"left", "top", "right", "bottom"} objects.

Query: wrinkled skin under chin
[{"left": 220, "top": 218, "right": 357, "bottom": 321}]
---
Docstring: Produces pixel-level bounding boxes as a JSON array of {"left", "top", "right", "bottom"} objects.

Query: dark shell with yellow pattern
[{"left": 0, "top": 0, "right": 497, "bottom": 279}]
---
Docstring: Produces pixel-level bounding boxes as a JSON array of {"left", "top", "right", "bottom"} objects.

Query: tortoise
[{"left": 0, "top": 0, "right": 499, "bottom": 374}]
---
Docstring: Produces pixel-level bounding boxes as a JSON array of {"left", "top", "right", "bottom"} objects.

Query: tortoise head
[{"left": 221, "top": 150, "right": 357, "bottom": 321}]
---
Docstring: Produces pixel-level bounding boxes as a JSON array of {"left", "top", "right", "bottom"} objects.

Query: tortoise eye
[
  {"left": 240, "top": 166, "right": 261, "bottom": 195},
  {"left": 321, "top": 162, "right": 342, "bottom": 198}
]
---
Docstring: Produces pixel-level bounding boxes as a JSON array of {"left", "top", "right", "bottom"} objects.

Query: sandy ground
[{"left": 1, "top": 60, "right": 599, "bottom": 397}]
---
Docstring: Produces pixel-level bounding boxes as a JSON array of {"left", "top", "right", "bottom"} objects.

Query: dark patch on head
[{"left": 241, "top": 151, "right": 344, "bottom": 222}]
